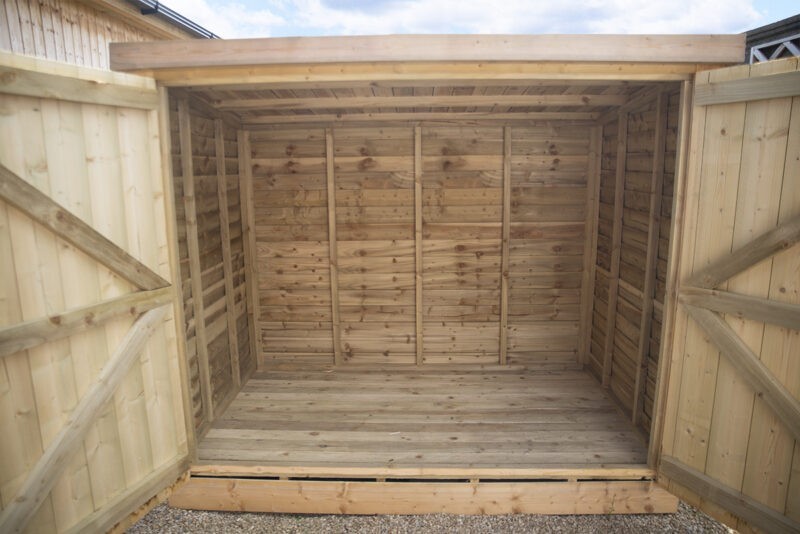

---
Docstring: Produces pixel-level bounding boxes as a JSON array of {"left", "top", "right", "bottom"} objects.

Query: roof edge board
[{"left": 110, "top": 34, "right": 745, "bottom": 72}]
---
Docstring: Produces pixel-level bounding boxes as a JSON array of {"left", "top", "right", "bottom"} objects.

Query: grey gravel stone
[{"left": 128, "top": 500, "right": 730, "bottom": 533}]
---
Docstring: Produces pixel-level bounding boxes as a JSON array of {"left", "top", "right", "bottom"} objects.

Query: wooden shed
[{"left": 1, "top": 5, "right": 799, "bottom": 532}]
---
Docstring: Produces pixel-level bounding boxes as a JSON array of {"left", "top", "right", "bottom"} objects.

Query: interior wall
[
  {"left": 250, "top": 122, "right": 590, "bottom": 368},
  {"left": 588, "top": 86, "right": 681, "bottom": 435},
  {"left": 169, "top": 94, "right": 254, "bottom": 434}
]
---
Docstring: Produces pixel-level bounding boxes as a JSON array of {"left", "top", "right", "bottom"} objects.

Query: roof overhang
[{"left": 110, "top": 34, "right": 745, "bottom": 87}]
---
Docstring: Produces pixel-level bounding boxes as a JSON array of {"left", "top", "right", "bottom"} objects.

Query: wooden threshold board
[{"left": 195, "top": 366, "right": 650, "bottom": 478}]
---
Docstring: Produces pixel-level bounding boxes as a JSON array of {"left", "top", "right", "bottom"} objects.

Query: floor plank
[{"left": 198, "top": 367, "right": 649, "bottom": 470}]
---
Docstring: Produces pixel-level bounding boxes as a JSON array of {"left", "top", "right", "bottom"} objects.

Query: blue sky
[{"left": 161, "top": 0, "right": 799, "bottom": 39}]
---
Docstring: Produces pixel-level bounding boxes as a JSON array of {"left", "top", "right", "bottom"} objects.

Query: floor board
[{"left": 198, "top": 366, "right": 649, "bottom": 472}]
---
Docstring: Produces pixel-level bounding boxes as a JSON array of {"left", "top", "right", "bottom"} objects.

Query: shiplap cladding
[
  {"left": 252, "top": 123, "right": 591, "bottom": 367},
  {"left": 0, "top": 0, "right": 191, "bottom": 69},
  {"left": 170, "top": 96, "right": 253, "bottom": 433},
  {"left": 588, "top": 87, "right": 681, "bottom": 432},
  {"left": 508, "top": 125, "right": 587, "bottom": 366}
]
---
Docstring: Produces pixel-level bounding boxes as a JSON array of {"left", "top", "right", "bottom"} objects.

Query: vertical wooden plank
[
  {"left": 80, "top": 99, "right": 130, "bottom": 512},
  {"left": 579, "top": 126, "right": 602, "bottom": 365},
  {"left": 118, "top": 105, "right": 178, "bottom": 470},
  {"left": 414, "top": 125, "right": 423, "bottom": 365},
  {"left": 177, "top": 98, "right": 213, "bottom": 424},
  {"left": 14, "top": 0, "right": 35, "bottom": 56},
  {"left": 2, "top": 0, "right": 24, "bottom": 54},
  {"left": 37, "top": 98, "right": 94, "bottom": 527},
  {"left": 736, "top": 64, "right": 797, "bottom": 512},
  {"left": 632, "top": 91, "right": 668, "bottom": 426},
  {"left": 107, "top": 105, "right": 155, "bottom": 492},
  {"left": 0, "top": 93, "right": 57, "bottom": 534},
  {"left": 602, "top": 111, "right": 628, "bottom": 386},
  {"left": 214, "top": 119, "right": 241, "bottom": 387},
  {"left": 699, "top": 75, "right": 766, "bottom": 499},
  {"left": 325, "top": 128, "right": 342, "bottom": 365},
  {"left": 498, "top": 126, "right": 511, "bottom": 365},
  {"left": 236, "top": 130, "right": 261, "bottom": 373},
  {"left": 670, "top": 65, "right": 748, "bottom": 482},
  {"left": 156, "top": 87, "right": 195, "bottom": 461},
  {"left": 651, "top": 79, "right": 696, "bottom": 467},
  {"left": 777, "top": 85, "right": 800, "bottom": 524}
]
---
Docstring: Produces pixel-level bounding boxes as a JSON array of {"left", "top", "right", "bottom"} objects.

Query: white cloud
[
  {"left": 161, "top": 0, "right": 764, "bottom": 39},
  {"left": 160, "top": 0, "right": 285, "bottom": 37}
]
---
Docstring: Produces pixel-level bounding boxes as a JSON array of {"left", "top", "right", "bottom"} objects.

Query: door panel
[
  {"left": 0, "top": 52, "right": 190, "bottom": 533},
  {"left": 656, "top": 58, "right": 800, "bottom": 533}
]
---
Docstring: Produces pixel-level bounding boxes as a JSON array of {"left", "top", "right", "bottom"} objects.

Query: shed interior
[{"left": 166, "top": 77, "right": 685, "bottom": 479}]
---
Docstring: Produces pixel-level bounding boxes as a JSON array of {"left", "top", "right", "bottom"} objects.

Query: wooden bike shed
[{"left": 0, "top": 26, "right": 799, "bottom": 534}]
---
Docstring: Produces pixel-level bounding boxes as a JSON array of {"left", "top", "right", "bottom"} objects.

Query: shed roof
[{"left": 110, "top": 34, "right": 744, "bottom": 126}]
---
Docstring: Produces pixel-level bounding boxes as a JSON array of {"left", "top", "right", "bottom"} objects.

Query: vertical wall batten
[
  {"left": 656, "top": 79, "right": 702, "bottom": 467},
  {"left": 499, "top": 126, "right": 511, "bottom": 365},
  {"left": 156, "top": 87, "right": 196, "bottom": 460},
  {"left": 414, "top": 125, "right": 424, "bottom": 365},
  {"left": 579, "top": 126, "right": 603, "bottom": 365},
  {"left": 177, "top": 98, "right": 213, "bottom": 424},
  {"left": 214, "top": 119, "right": 241, "bottom": 387},
  {"left": 237, "top": 130, "right": 261, "bottom": 371},
  {"left": 325, "top": 129, "right": 342, "bottom": 365},
  {"left": 632, "top": 91, "right": 669, "bottom": 426},
  {"left": 602, "top": 112, "right": 628, "bottom": 386}
]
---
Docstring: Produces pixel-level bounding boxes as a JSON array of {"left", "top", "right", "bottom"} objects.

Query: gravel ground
[{"left": 129, "top": 501, "right": 730, "bottom": 533}]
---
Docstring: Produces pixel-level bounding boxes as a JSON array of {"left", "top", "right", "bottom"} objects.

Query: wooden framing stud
[
  {"left": 214, "top": 119, "right": 241, "bottom": 387},
  {"left": 177, "top": 98, "right": 214, "bottom": 424},
  {"left": 602, "top": 111, "right": 628, "bottom": 386},
  {"left": 632, "top": 90, "right": 668, "bottom": 426},
  {"left": 237, "top": 130, "right": 262, "bottom": 375},
  {"left": 499, "top": 126, "right": 511, "bottom": 365},
  {"left": 578, "top": 126, "right": 603, "bottom": 365},
  {"left": 414, "top": 125, "right": 424, "bottom": 365},
  {"left": 325, "top": 128, "right": 343, "bottom": 365}
]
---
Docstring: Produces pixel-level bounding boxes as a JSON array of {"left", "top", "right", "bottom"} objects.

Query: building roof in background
[{"left": 745, "top": 14, "right": 800, "bottom": 62}]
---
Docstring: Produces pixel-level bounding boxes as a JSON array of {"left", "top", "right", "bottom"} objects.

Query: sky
[{"left": 159, "top": 0, "right": 799, "bottom": 39}]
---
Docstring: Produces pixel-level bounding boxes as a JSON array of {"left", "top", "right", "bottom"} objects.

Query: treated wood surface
[
  {"left": 0, "top": 162, "right": 168, "bottom": 291},
  {"left": 170, "top": 477, "right": 678, "bottom": 515},
  {"left": 110, "top": 34, "right": 744, "bottom": 71},
  {"left": 659, "top": 59, "right": 800, "bottom": 531},
  {"left": 253, "top": 124, "right": 589, "bottom": 367},
  {"left": 197, "top": 366, "right": 648, "bottom": 469},
  {"left": 0, "top": 306, "right": 167, "bottom": 534}
]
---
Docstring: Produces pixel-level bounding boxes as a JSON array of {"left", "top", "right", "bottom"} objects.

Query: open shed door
[
  {"left": 0, "top": 52, "right": 191, "bottom": 533},
  {"left": 655, "top": 57, "right": 800, "bottom": 533}
]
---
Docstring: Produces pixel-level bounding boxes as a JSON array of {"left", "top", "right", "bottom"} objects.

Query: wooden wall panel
[
  {"left": 337, "top": 127, "right": 415, "bottom": 364},
  {"left": 252, "top": 122, "right": 594, "bottom": 368},
  {"left": 641, "top": 90, "right": 681, "bottom": 432},
  {"left": 659, "top": 58, "right": 800, "bottom": 533},
  {"left": 607, "top": 100, "right": 657, "bottom": 413},
  {"left": 1, "top": 0, "right": 193, "bottom": 69},
  {"left": 588, "top": 87, "right": 681, "bottom": 432},
  {"left": 169, "top": 96, "right": 204, "bottom": 430},
  {"left": 422, "top": 126, "right": 502, "bottom": 364},
  {"left": 0, "top": 76, "right": 187, "bottom": 531},
  {"left": 587, "top": 117, "right": 618, "bottom": 378},
  {"left": 508, "top": 125, "right": 588, "bottom": 366},
  {"left": 170, "top": 95, "right": 247, "bottom": 431},
  {"left": 251, "top": 128, "right": 334, "bottom": 366}
]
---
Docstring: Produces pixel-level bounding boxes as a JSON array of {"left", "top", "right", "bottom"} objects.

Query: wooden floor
[{"left": 196, "top": 365, "right": 649, "bottom": 477}]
